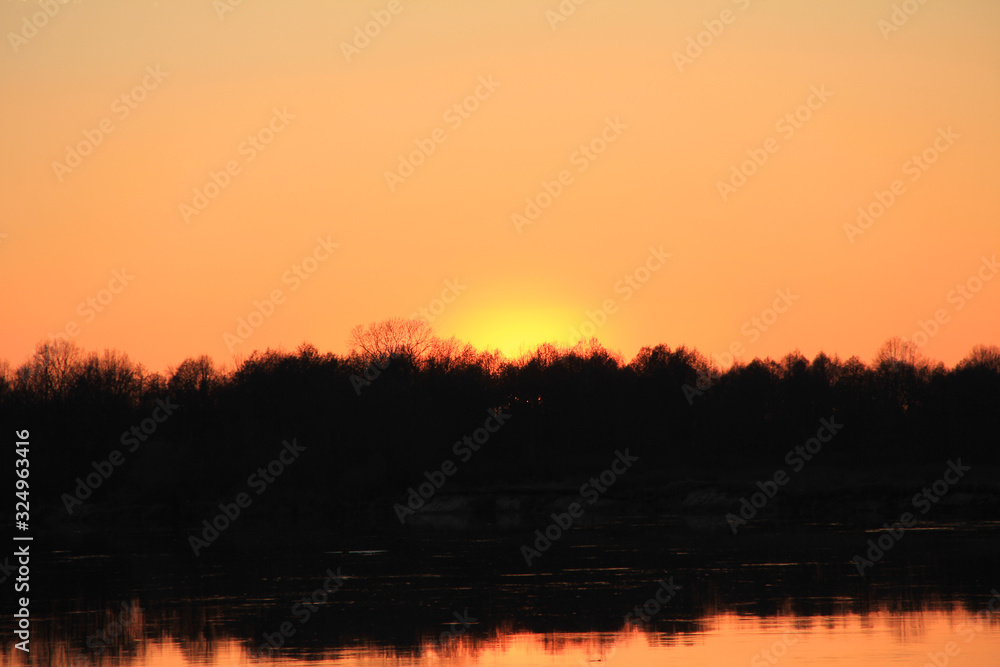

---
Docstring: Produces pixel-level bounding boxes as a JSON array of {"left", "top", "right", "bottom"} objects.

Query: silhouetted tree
[
  {"left": 15, "top": 339, "right": 84, "bottom": 401},
  {"left": 5, "top": 332, "right": 998, "bottom": 533},
  {"left": 958, "top": 344, "right": 1000, "bottom": 372},
  {"left": 168, "top": 355, "right": 221, "bottom": 397},
  {"left": 426, "top": 335, "right": 479, "bottom": 372},
  {"left": 874, "top": 336, "right": 924, "bottom": 370},
  {"left": 348, "top": 318, "right": 435, "bottom": 360},
  {"left": 76, "top": 349, "right": 144, "bottom": 405}
]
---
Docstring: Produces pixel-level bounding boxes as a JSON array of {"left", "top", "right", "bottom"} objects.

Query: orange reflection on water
[{"left": 8, "top": 608, "right": 1000, "bottom": 667}]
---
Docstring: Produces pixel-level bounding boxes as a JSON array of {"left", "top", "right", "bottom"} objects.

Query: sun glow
[{"left": 450, "top": 306, "right": 584, "bottom": 360}]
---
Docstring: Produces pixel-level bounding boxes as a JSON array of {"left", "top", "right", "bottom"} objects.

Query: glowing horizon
[{"left": 2, "top": 0, "right": 998, "bottom": 374}]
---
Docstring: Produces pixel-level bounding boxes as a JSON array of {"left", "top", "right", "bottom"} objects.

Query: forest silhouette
[{"left": 3, "top": 319, "right": 999, "bottom": 534}]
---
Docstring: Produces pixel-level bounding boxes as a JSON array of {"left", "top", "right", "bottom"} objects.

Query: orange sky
[{"left": 2, "top": 0, "right": 998, "bottom": 372}]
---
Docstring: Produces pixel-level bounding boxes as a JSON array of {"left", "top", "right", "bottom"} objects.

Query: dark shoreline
[{"left": 23, "top": 461, "right": 1000, "bottom": 539}]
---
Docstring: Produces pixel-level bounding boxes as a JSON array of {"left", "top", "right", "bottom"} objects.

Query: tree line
[{"left": 2, "top": 319, "right": 998, "bottom": 528}]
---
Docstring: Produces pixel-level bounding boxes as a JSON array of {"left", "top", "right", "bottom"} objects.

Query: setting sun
[
  {"left": 452, "top": 304, "right": 580, "bottom": 358},
  {"left": 3, "top": 2, "right": 999, "bottom": 666}
]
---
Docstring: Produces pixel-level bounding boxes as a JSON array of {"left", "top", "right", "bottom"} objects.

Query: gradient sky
[{"left": 2, "top": 0, "right": 998, "bottom": 372}]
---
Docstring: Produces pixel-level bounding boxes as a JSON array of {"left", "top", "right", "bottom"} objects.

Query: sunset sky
[{"left": 2, "top": 0, "right": 998, "bottom": 372}]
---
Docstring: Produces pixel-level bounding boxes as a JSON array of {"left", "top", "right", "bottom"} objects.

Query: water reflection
[
  {"left": 5, "top": 609, "right": 1000, "bottom": 666},
  {"left": 3, "top": 519, "right": 998, "bottom": 665}
]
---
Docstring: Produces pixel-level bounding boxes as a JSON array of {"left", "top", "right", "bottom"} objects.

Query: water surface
[{"left": 4, "top": 517, "right": 998, "bottom": 666}]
